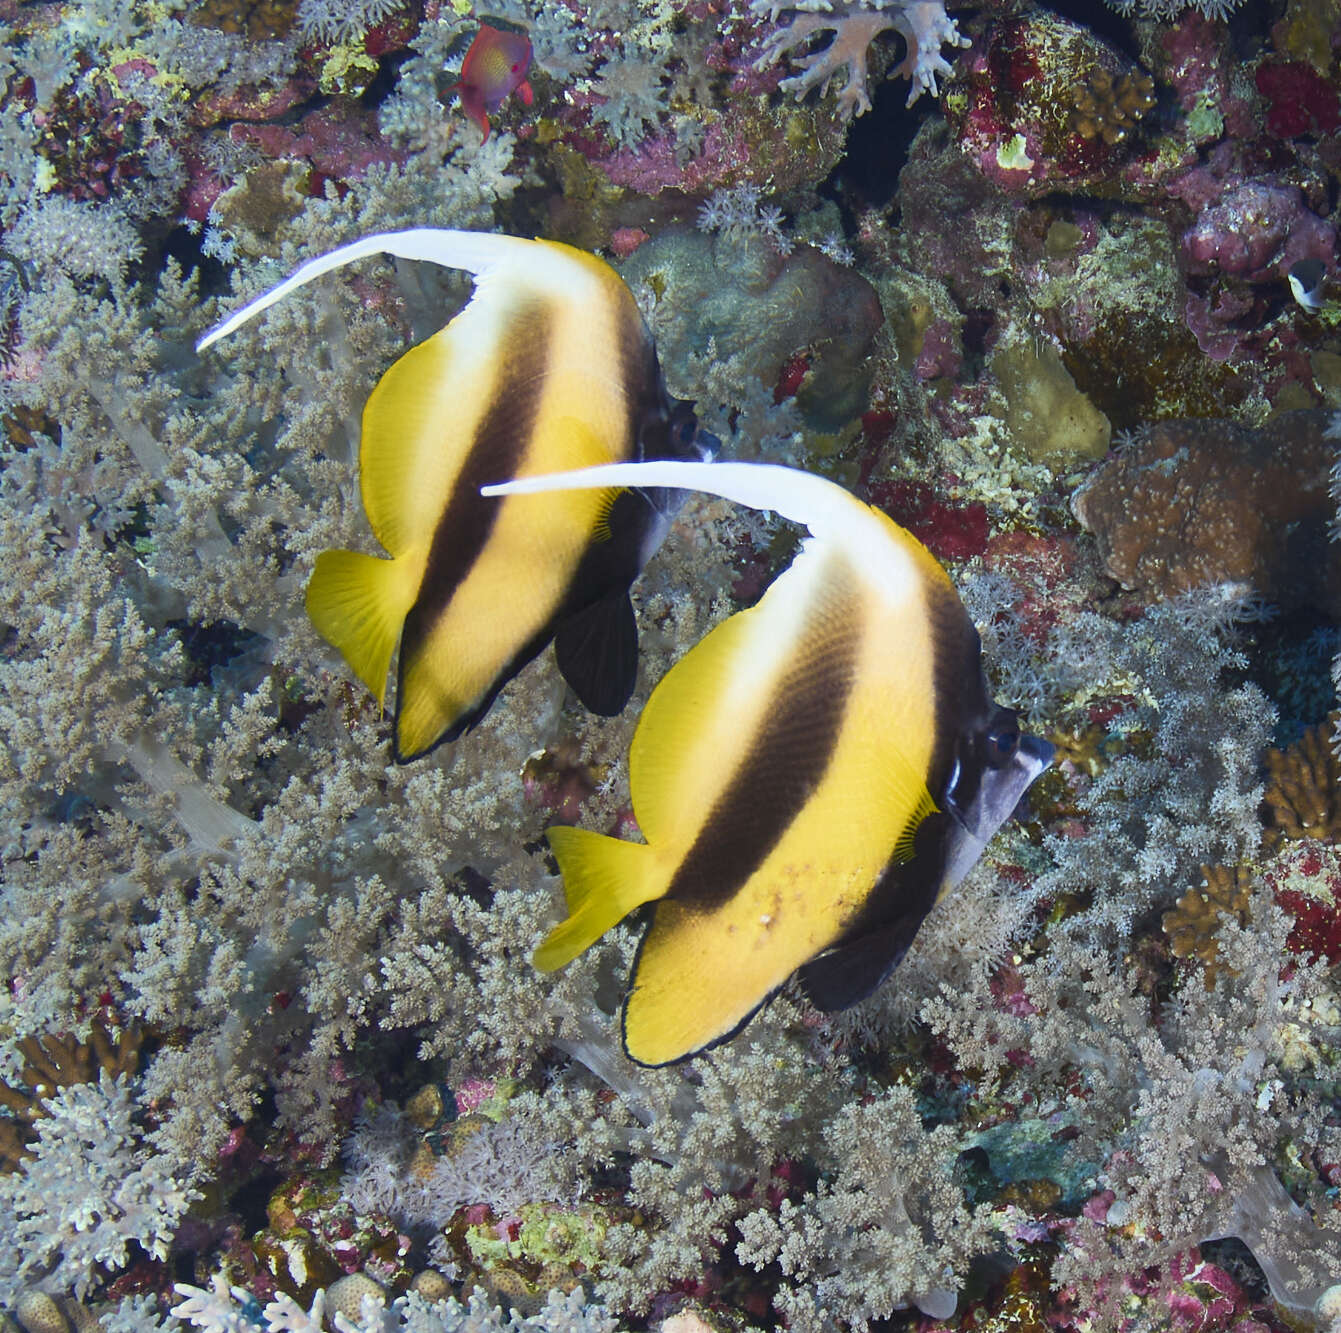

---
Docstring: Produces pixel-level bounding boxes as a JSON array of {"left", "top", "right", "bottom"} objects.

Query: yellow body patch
[{"left": 538, "top": 538, "right": 942, "bottom": 1065}]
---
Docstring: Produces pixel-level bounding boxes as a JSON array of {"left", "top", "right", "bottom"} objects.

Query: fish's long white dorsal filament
[
  {"left": 196, "top": 228, "right": 535, "bottom": 352},
  {"left": 482, "top": 458, "right": 911, "bottom": 584},
  {"left": 483, "top": 459, "right": 899, "bottom": 577}
]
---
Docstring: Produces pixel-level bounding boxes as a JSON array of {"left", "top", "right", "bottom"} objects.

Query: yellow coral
[
  {"left": 1162, "top": 864, "right": 1253, "bottom": 986},
  {"left": 0, "top": 1018, "right": 144, "bottom": 1172},
  {"left": 1262, "top": 714, "right": 1341, "bottom": 844}
]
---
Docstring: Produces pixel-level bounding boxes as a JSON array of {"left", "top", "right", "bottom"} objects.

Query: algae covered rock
[{"left": 619, "top": 227, "right": 883, "bottom": 431}]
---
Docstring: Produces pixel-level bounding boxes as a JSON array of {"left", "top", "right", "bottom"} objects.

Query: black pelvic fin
[
  {"left": 554, "top": 589, "right": 638, "bottom": 716},
  {"left": 797, "top": 918, "right": 923, "bottom": 1012}
]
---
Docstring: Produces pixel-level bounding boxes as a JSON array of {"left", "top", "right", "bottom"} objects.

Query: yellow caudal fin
[
  {"left": 534, "top": 826, "right": 663, "bottom": 971},
  {"left": 306, "top": 548, "right": 419, "bottom": 708}
]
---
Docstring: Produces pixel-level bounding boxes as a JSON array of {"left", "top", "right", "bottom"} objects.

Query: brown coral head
[
  {"left": 1068, "top": 68, "right": 1156, "bottom": 147},
  {"left": 1262, "top": 713, "right": 1341, "bottom": 844}
]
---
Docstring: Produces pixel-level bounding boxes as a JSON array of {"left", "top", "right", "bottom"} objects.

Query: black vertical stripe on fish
[
  {"left": 797, "top": 583, "right": 997, "bottom": 1011},
  {"left": 615, "top": 293, "right": 657, "bottom": 457},
  {"left": 925, "top": 579, "right": 991, "bottom": 798},
  {"left": 664, "top": 595, "right": 861, "bottom": 911},
  {"left": 399, "top": 298, "right": 552, "bottom": 661}
]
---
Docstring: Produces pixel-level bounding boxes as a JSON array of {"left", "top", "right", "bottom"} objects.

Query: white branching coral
[
  {"left": 6, "top": 195, "right": 145, "bottom": 282},
  {"left": 340, "top": 1098, "right": 569, "bottom": 1227},
  {"left": 0, "top": 1071, "right": 198, "bottom": 1302},
  {"left": 172, "top": 1277, "right": 627, "bottom": 1333},
  {"left": 753, "top": 0, "right": 969, "bottom": 118},
  {"left": 696, "top": 183, "right": 793, "bottom": 255},
  {"left": 736, "top": 1085, "right": 988, "bottom": 1330}
]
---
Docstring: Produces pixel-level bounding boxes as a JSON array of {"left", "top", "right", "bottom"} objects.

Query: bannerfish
[
  {"left": 457, "top": 24, "right": 533, "bottom": 140},
  {"left": 198, "top": 229, "right": 717, "bottom": 762},
  {"left": 1287, "top": 257, "right": 1329, "bottom": 313},
  {"left": 484, "top": 460, "right": 1054, "bottom": 1066}
]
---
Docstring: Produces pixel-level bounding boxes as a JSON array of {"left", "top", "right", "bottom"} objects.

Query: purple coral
[{"left": 1182, "top": 181, "right": 1335, "bottom": 283}]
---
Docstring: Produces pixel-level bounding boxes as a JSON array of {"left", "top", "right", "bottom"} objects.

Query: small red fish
[{"left": 458, "top": 23, "right": 534, "bottom": 141}]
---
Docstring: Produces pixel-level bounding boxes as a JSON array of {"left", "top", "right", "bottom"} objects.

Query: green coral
[{"left": 466, "top": 1202, "right": 612, "bottom": 1275}]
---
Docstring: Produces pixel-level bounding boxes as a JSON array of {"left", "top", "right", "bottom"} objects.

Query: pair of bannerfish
[{"left": 199, "top": 230, "right": 1053, "bottom": 1068}]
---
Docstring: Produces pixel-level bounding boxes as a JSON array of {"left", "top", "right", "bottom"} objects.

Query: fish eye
[{"left": 984, "top": 722, "right": 1020, "bottom": 767}]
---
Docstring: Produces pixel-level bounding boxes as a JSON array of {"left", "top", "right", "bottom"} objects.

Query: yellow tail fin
[
  {"left": 535, "top": 826, "right": 663, "bottom": 971},
  {"left": 306, "top": 549, "right": 418, "bottom": 709}
]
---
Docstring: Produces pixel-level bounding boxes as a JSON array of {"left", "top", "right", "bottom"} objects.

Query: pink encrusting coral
[{"left": 1183, "top": 181, "right": 1336, "bottom": 283}]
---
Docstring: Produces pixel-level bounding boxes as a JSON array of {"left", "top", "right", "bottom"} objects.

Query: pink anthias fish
[{"left": 457, "top": 23, "right": 534, "bottom": 140}]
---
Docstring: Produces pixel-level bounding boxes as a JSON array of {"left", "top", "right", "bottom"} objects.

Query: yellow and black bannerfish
[
  {"left": 484, "top": 461, "right": 1054, "bottom": 1066},
  {"left": 198, "top": 230, "right": 716, "bottom": 762}
]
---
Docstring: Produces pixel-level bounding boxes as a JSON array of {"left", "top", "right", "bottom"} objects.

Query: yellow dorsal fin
[
  {"left": 306, "top": 548, "right": 420, "bottom": 709},
  {"left": 534, "top": 826, "right": 663, "bottom": 970}
]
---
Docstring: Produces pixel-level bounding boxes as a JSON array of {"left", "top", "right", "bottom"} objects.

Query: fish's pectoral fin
[
  {"left": 306, "top": 548, "right": 418, "bottom": 710},
  {"left": 587, "top": 486, "right": 624, "bottom": 543},
  {"left": 535, "top": 826, "right": 661, "bottom": 971},
  {"left": 553, "top": 590, "right": 638, "bottom": 718}
]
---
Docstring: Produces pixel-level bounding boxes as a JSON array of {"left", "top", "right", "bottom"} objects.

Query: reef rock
[{"left": 1071, "top": 410, "right": 1339, "bottom": 614}]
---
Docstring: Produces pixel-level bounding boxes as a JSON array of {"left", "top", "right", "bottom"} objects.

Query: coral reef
[
  {"left": 3, "top": 0, "right": 1341, "bottom": 1331},
  {"left": 1262, "top": 715, "right": 1341, "bottom": 844},
  {"left": 752, "top": 0, "right": 968, "bottom": 119},
  {"left": 1071, "top": 412, "right": 1338, "bottom": 611},
  {"left": 1163, "top": 863, "right": 1253, "bottom": 984}
]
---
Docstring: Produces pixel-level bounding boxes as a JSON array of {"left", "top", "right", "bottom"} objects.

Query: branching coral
[
  {"left": 173, "top": 1277, "right": 627, "bottom": 1333},
  {"left": 1263, "top": 714, "right": 1341, "bottom": 843},
  {"left": 0, "top": 1018, "right": 144, "bottom": 1172},
  {"left": 1105, "top": 0, "right": 1248, "bottom": 17},
  {"left": 0, "top": 1072, "right": 199, "bottom": 1303},
  {"left": 2, "top": 0, "right": 1339, "bottom": 1328},
  {"left": 924, "top": 900, "right": 1341, "bottom": 1316},
  {"left": 1162, "top": 863, "right": 1253, "bottom": 985},
  {"left": 736, "top": 1086, "right": 991, "bottom": 1330},
  {"left": 752, "top": 0, "right": 968, "bottom": 118}
]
